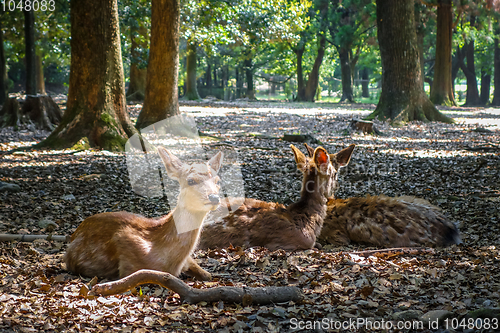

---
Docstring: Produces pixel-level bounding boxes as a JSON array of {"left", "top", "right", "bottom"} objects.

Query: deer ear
[
  {"left": 331, "top": 144, "right": 355, "bottom": 168},
  {"left": 313, "top": 147, "right": 330, "bottom": 174},
  {"left": 208, "top": 151, "right": 224, "bottom": 173},
  {"left": 290, "top": 144, "right": 307, "bottom": 170},
  {"left": 303, "top": 143, "right": 314, "bottom": 158},
  {"left": 158, "top": 147, "right": 185, "bottom": 181}
]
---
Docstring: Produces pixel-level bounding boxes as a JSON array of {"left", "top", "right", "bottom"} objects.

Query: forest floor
[{"left": 0, "top": 98, "right": 499, "bottom": 332}]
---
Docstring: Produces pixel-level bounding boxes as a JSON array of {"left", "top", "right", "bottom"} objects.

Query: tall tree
[
  {"left": 429, "top": 0, "right": 457, "bottom": 106},
  {"left": 24, "top": 10, "right": 36, "bottom": 95},
  {"left": 39, "top": 0, "right": 136, "bottom": 150},
  {"left": 369, "top": 0, "right": 452, "bottom": 123},
  {"left": 0, "top": 21, "right": 7, "bottom": 105},
  {"left": 136, "top": 0, "right": 180, "bottom": 129},
  {"left": 327, "top": 0, "right": 375, "bottom": 103},
  {"left": 457, "top": 15, "right": 481, "bottom": 106},
  {"left": 185, "top": 39, "right": 201, "bottom": 100},
  {"left": 493, "top": 37, "right": 500, "bottom": 105},
  {"left": 127, "top": 22, "right": 149, "bottom": 101}
]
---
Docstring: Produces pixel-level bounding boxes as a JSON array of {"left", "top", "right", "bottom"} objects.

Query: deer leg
[{"left": 182, "top": 256, "right": 212, "bottom": 281}]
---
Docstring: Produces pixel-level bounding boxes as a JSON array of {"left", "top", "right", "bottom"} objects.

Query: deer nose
[{"left": 208, "top": 194, "right": 220, "bottom": 205}]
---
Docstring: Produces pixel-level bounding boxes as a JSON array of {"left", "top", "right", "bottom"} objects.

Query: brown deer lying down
[
  {"left": 64, "top": 147, "right": 223, "bottom": 281},
  {"left": 199, "top": 144, "right": 355, "bottom": 251},
  {"left": 301, "top": 144, "right": 461, "bottom": 247}
]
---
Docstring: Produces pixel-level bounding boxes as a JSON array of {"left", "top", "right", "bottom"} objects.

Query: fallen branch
[
  {"left": 90, "top": 269, "right": 304, "bottom": 305},
  {"left": 467, "top": 159, "right": 487, "bottom": 176},
  {"left": 465, "top": 143, "right": 500, "bottom": 152},
  {"left": 348, "top": 247, "right": 435, "bottom": 258},
  {"left": 0, "top": 234, "right": 70, "bottom": 242},
  {"left": 282, "top": 134, "right": 321, "bottom": 144}
]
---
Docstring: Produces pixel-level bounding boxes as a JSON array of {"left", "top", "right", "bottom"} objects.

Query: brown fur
[
  {"left": 303, "top": 143, "right": 461, "bottom": 248},
  {"left": 64, "top": 148, "right": 224, "bottom": 280},
  {"left": 319, "top": 195, "right": 461, "bottom": 247},
  {"left": 199, "top": 145, "right": 355, "bottom": 251}
]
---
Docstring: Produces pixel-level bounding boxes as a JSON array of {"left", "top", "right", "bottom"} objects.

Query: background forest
[
  {"left": 1, "top": 0, "right": 500, "bottom": 332},
  {"left": 1, "top": 0, "right": 500, "bottom": 109}
]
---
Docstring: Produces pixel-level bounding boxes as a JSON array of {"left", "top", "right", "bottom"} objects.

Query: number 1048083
[{"left": 2, "top": 0, "right": 55, "bottom": 12}]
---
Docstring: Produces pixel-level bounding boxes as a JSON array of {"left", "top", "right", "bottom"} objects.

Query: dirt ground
[{"left": 0, "top": 99, "right": 499, "bottom": 332}]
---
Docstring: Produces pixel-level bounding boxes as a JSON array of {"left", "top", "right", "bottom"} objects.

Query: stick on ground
[
  {"left": 348, "top": 247, "right": 435, "bottom": 258},
  {"left": 0, "top": 234, "right": 70, "bottom": 242},
  {"left": 90, "top": 269, "right": 304, "bottom": 305}
]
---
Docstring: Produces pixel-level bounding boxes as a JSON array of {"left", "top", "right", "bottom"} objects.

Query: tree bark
[
  {"left": 205, "top": 61, "right": 212, "bottom": 96},
  {"left": 0, "top": 98, "right": 22, "bottom": 128},
  {"left": 36, "top": 54, "right": 46, "bottom": 94},
  {"left": 185, "top": 39, "right": 200, "bottom": 100},
  {"left": 24, "top": 10, "right": 37, "bottom": 96},
  {"left": 361, "top": 67, "right": 369, "bottom": 98},
  {"left": 492, "top": 38, "right": 500, "bottom": 106},
  {"left": 0, "top": 21, "right": 7, "bottom": 105},
  {"left": 338, "top": 47, "right": 354, "bottom": 102},
  {"left": 22, "top": 95, "right": 62, "bottom": 130},
  {"left": 244, "top": 56, "right": 256, "bottom": 99},
  {"left": 294, "top": 43, "right": 306, "bottom": 101},
  {"left": 415, "top": 2, "right": 425, "bottom": 88},
  {"left": 457, "top": 16, "right": 481, "bottom": 106},
  {"left": 38, "top": 0, "right": 136, "bottom": 151},
  {"left": 480, "top": 69, "right": 491, "bottom": 105},
  {"left": 127, "top": 23, "right": 148, "bottom": 101},
  {"left": 90, "top": 269, "right": 304, "bottom": 305},
  {"left": 304, "top": 35, "right": 326, "bottom": 102},
  {"left": 136, "top": 0, "right": 180, "bottom": 129},
  {"left": 369, "top": 0, "right": 452, "bottom": 123},
  {"left": 429, "top": 0, "right": 456, "bottom": 106}
]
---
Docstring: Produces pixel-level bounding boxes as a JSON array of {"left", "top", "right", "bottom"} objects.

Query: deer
[
  {"left": 64, "top": 147, "right": 223, "bottom": 281},
  {"left": 301, "top": 143, "right": 461, "bottom": 248},
  {"left": 198, "top": 144, "right": 355, "bottom": 251}
]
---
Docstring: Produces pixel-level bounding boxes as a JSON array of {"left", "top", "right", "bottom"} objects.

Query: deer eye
[{"left": 187, "top": 179, "right": 197, "bottom": 186}]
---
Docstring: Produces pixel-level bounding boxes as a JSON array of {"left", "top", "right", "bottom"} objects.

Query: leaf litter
[{"left": 0, "top": 100, "right": 499, "bottom": 332}]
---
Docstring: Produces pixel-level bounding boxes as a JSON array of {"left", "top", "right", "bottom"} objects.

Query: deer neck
[
  {"left": 171, "top": 205, "right": 208, "bottom": 235},
  {"left": 288, "top": 171, "right": 328, "bottom": 234}
]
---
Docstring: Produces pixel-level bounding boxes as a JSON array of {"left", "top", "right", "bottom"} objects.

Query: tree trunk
[
  {"left": 304, "top": 35, "right": 326, "bottom": 102},
  {"left": 429, "top": 0, "right": 456, "bottom": 106},
  {"left": 22, "top": 95, "right": 62, "bottom": 130},
  {"left": 36, "top": 55, "right": 46, "bottom": 94},
  {"left": 361, "top": 67, "right": 369, "bottom": 98},
  {"left": 294, "top": 44, "right": 306, "bottom": 101},
  {"left": 492, "top": 38, "right": 500, "bottom": 106},
  {"left": 136, "top": 0, "right": 180, "bottom": 129},
  {"left": 480, "top": 69, "right": 491, "bottom": 105},
  {"left": 415, "top": 2, "right": 425, "bottom": 88},
  {"left": 244, "top": 57, "right": 255, "bottom": 99},
  {"left": 127, "top": 24, "right": 148, "bottom": 101},
  {"left": 0, "top": 98, "right": 22, "bottom": 128},
  {"left": 0, "top": 21, "right": 7, "bottom": 105},
  {"left": 338, "top": 47, "right": 354, "bottom": 102},
  {"left": 206, "top": 62, "right": 212, "bottom": 95},
  {"left": 38, "top": 0, "right": 136, "bottom": 151},
  {"left": 24, "top": 10, "right": 37, "bottom": 96},
  {"left": 460, "top": 40, "right": 481, "bottom": 106},
  {"left": 185, "top": 39, "right": 200, "bottom": 100},
  {"left": 369, "top": 0, "right": 452, "bottom": 123},
  {"left": 457, "top": 16, "right": 481, "bottom": 106},
  {"left": 235, "top": 66, "right": 242, "bottom": 99}
]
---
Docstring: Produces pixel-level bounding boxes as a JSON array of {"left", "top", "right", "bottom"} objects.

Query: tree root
[{"left": 90, "top": 269, "right": 304, "bottom": 305}]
